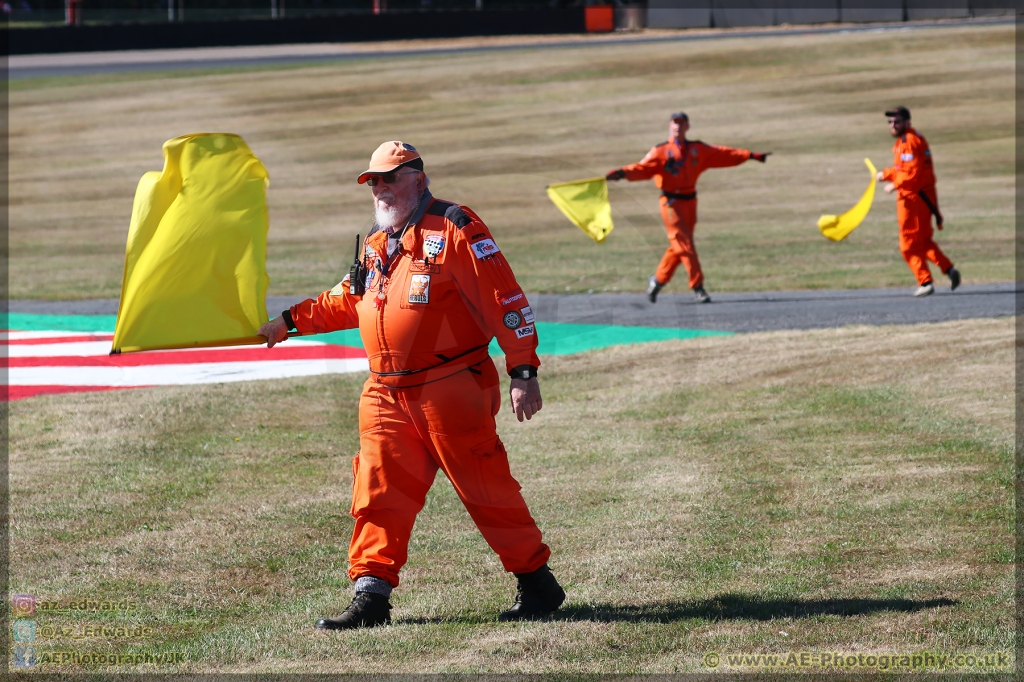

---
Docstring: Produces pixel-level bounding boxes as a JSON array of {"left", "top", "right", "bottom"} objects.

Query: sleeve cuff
[
  {"left": 282, "top": 310, "right": 296, "bottom": 331},
  {"left": 509, "top": 365, "right": 538, "bottom": 380}
]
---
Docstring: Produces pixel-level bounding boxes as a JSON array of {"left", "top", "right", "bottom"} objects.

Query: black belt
[
  {"left": 662, "top": 190, "right": 697, "bottom": 201},
  {"left": 917, "top": 189, "right": 943, "bottom": 226},
  {"left": 372, "top": 343, "right": 489, "bottom": 378}
]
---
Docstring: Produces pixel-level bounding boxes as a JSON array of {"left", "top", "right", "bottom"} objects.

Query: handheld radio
[{"left": 348, "top": 234, "right": 367, "bottom": 295}]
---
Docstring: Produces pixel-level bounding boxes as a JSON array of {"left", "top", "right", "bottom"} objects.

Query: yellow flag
[
  {"left": 546, "top": 177, "right": 614, "bottom": 243},
  {"left": 818, "top": 158, "right": 877, "bottom": 241},
  {"left": 112, "top": 133, "right": 271, "bottom": 354}
]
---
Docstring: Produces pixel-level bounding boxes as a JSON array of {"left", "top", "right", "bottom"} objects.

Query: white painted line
[{"left": 10, "top": 358, "right": 370, "bottom": 386}]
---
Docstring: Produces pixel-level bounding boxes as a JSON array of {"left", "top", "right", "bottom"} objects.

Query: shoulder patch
[
  {"left": 426, "top": 200, "right": 472, "bottom": 229},
  {"left": 426, "top": 199, "right": 454, "bottom": 217},
  {"left": 444, "top": 204, "right": 472, "bottom": 229}
]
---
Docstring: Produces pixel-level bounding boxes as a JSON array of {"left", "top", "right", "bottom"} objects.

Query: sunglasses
[{"left": 365, "top": 170, "right": 419, "bottom": 186}]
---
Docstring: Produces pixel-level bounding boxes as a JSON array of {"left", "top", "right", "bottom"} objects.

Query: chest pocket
[{"left": 399, "top": 256, "right": 453, "bottom": 310}]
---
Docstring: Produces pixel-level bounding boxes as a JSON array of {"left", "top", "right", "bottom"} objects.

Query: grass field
[
  {"left": 11, "top": 22, "right": 1013, "bottom": 300},
  {"left": 9, "top": 317, "right": 1013, "bottom": 673}
]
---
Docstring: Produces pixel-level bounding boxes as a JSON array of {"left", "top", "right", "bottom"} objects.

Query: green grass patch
[{"left": 8, "top": 319, "right": 1013, "bottom": 672}]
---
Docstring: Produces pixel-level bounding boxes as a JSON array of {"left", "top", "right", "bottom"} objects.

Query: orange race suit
[
  {"left": 619, "top": 139, "right": 752, "bottom": 289},
  {"left": 287, "top": 189, "right": 550, "bottom": 588},
  {"left": 880, "top": 127, "right": 953, "bottom": 285}
]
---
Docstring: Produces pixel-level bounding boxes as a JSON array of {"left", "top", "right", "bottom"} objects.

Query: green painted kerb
[
  {"left": 488, "top": 321, "right": 731, "bottom": 356},
  {"left": 9, "top": 313, "right": 118, "bottom": 333},
  {"left": 7, "top": 314, "right": 732, "bottom": 356}
]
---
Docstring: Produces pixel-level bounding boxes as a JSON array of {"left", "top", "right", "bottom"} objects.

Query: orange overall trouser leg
[
  {"left": 897, "top": 194, "right": 953, "bottom": 286},
  {"left": 655, "top": 196, "right": 703, "bottom": 290},
  {"left": 349, "top": 360, "right": 551, "bottom": 588}
]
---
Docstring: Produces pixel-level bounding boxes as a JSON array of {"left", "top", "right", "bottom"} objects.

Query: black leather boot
[
  {"left": 316, "top": 592, "right": 391, "bottom": 630},
  {"left": 498, "top": 564, "right": 565, "bottom": 622}
]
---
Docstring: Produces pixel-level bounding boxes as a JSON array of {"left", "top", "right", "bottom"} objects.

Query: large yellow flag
[
  {"left": 112, "top": 133, "right": 271, "bottom": 354},
  {"left": 546, "top": 177, "right": 614, "bottom": 243},
  {"left": 818, "top": 158, "right": 877, "bottom": 241}
]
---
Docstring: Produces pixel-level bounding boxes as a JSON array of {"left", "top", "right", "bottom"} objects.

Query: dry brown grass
[
  {"left": 11, "top": 22, "right": 1013, "bottom": 299},
  {"left": 9, "top": 317, "right": 1012, "bottom": 672}
]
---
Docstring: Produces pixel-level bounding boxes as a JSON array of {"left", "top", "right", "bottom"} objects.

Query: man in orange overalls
[
  {"left": 876, "top": 106, "right": 960, "bottom": 297},
  {"left": 607, "top": 112, "right": 770, "bottom": 303},
  {"left": 259, "top": 141, "right": 564, "bottom": 629}
]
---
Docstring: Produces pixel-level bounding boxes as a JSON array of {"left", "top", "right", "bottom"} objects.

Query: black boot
[
  {"left": 316, "top": 592, "right": 391, "bottom": 630},
  {"left": 498, "top": 564, "right": 565, "bottom": 622}
]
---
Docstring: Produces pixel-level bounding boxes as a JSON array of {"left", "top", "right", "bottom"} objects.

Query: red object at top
[{"left": 585, "top": 5, "right": 614, "bottom": 32}]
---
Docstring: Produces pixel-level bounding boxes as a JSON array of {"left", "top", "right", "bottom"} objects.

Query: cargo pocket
[
  {"left": 464, "top": 433, "right": 518, "bottom": 507},
  {"left": 350, "top": 453, "right": 365, "bottom": 517}
]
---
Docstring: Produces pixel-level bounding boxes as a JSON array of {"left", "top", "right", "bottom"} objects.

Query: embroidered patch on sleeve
[
  {"left": 471, "top": 239, "right": 500, "bottom": 259},
  {"left": 515, "top": 325, "right": 535, "bottom": 339},
  {"left": 500, "top": 291, "right": 524, "bottom": 306},
  {"left": 520, "top": 305, "right": 535, "bottom": 323},
  {"left": 503, "top": 311, "right": 523, "bottom": 329},
  {"left": 408, "top": 274, "right": 430, "bottom": 304}
]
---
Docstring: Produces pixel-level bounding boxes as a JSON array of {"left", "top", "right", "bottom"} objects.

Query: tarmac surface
[
  {"left": 11, "top": 16, "right": 1012, "bottom": 80},
  {"left": 11, "top": 282, "right": 1018, "bottom": 334}
]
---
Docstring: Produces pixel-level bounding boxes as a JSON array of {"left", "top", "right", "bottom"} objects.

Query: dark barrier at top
[{"left": 10, "top": 7, "right": 587, "bottom": 55}]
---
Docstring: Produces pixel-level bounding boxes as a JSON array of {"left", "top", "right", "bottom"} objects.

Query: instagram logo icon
[{"left": 12, "top": 594, "right": 35, "bottom": 617}]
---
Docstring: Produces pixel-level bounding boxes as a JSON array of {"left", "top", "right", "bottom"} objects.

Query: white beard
[{"left": 374, "top": 191, "right": 419, "bottom": 232}]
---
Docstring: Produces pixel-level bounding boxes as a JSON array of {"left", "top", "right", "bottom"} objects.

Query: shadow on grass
[
  {"left": 398, "top": 593, "right": 957, "bottom": 625},
  {"left": 556, "top": 593, "right": 958, "bottom": 623}
]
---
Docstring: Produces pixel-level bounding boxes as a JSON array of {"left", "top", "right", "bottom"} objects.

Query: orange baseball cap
[{"left": 357, "top": 140, "right": 423, "bottom": 184}]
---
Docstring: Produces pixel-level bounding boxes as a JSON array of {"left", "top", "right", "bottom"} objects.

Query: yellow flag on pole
[
  {"left": 546, "top": 177, "right": 614, "bottom": 243},
  {"left": 817, "top": 158, "right": 877, "bottom": 242},
  {"left": 112, "top": 133, "right": 271, "bottom": 354}
]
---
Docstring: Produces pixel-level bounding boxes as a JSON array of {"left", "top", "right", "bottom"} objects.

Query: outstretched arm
[
  {"left": 701, "top": 144, "right": 754, "bottom": 169},
  {"left": 261, "top": 280, "right": 361, "bottom": 348},
  {"left": 608, "top": 145, "right": 663, "bottom": 182}
]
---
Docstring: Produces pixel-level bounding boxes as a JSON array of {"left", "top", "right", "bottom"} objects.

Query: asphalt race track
[
  {"left": 11, "top": 282, "right": 1017, "bottom": 334},
  {"left": 526, "top": 283, "right": 1019, "bottom": 333}
]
